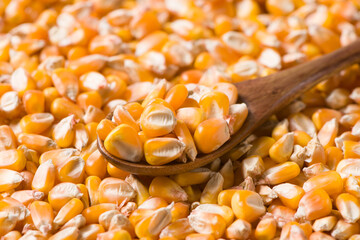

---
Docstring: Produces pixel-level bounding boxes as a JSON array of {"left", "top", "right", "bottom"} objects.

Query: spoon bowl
[{"left": 98, "top": 38, "right": 360, "bottom": 176}]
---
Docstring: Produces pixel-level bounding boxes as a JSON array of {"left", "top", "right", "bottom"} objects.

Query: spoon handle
[{"left": 237, "top": 38, "right": 360, "bottom": 122}]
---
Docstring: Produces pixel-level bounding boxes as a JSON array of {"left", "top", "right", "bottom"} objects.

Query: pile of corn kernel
[{"left": 1, "top": 0, "right": 360, "bottom": 239}]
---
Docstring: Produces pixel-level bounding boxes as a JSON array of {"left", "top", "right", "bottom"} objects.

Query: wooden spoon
[{"left": 98, "top": 38, "right": 360, "bottom": 176}]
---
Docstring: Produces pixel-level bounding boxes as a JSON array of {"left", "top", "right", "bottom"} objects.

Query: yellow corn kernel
[
  {"left": 336, "top": 158, "right": 360, "bottom": 178},
  {"left": 104, "top": 124, "right": 143, "bottom": 162},
  {"left": 247, "top": 136, "right": 276, "bottom": 158},
  {"left": 48, "top": 227, "right": 79, "bottom": 240},
  {"left": 53, "top": 198, "right": 84, "bottom": 228},
  {"left": 231, "top": 190, "right": 265, "bottom": 223},
  {"left": 51, "top": 97, "right": 84, "bottom": 120},
  {"left": 273, "top": 183, "right": 304, "bottom": 210},
  {"left": 293, "top": 130, "right": 312, "bottom": 147},
  {"left": 19, "top": 113, "right": 54, "bottom": 134},
  {"left": 171, "top": 168, "right": 212, "bottom": 187},
  {"left": 199, "top": 91, "right": 229, "bottom": 119},
  {"left": 141, "top": 79, "right": 167, "bottom": 107},
  {"left": 255, "top": 217, "right": 277, "bottom": 240},
  {"left": 159, "top": 218, "right": 195, "bottom": 239},
  {"left": 107, "top": 163, "right": 130, "bottom": 179},
  {"left": 48, "top": 182, "right": 83, "bottom": 211},
  {"left": 18, "top": 133, "right": 57, "bottom": 153},
  {"left": 78, "top": 224, "right": 105, "bottom": 239},
  {"left": 183, "top": 185, "right": 201, "bottom": 203},
  {"left": 218, "top": 189, "right": 239, "bottom": 207},
  {"left": 52, "top": 115, "right": 76, "bottom": 148},
  {"left": 312, "top": 216, "right": 338, "bottom": 232},
  {"left": 135, "top": 204, "right": 173, "bottom": 239},
  {"left": 97, "top": 229, "right": 132, "bottom": 240},
  {"left": 295, "top": 189, "right": 332, "bottom": 221},
  {"left": 97, "top": 119, "right": 116, "bottom": 141},
  {"left": 194, "top": 118, "right": 230, "bottom": 154},
  {"left": 31, "top": 160, "right": 55, "bottom": 194},
  {"left": 0, "top": 149, "right": 26, "bottom": 171},
  {"left": 269, "top": 132, "right": 294, "bottom": 163},
  {"left": 98, "top": 177, "right": 136, "bottom": 204},
  {"left": 0, "top": 125, "right": 17, "bottom": 151},
  {"left": 303, "top": 170, "right": 343, "bottom": 196},
  {"left": 331, "top": 220, "right": 360, "bottom": 240},
  {"left": 82, "top": 203, "right": 117, "bottom": 224},
  {"left": 30, "top": 201, "right": 54, "bottom": 235},
  {"left": 77, "top": 183, "right": 90, "bottom": 209},
  {"left": 144, "top": 138, "right": 185, "bottom": 165},
  {"left": 188, "top": 210, "right": 226, "bottom": 239},
  {"left": 149, "top": 177, "right": 188, "bottom": 202},
  {"left": 336, "top": 193, "right": 360, "bottom": 223},
  {"left": 261, "top": 161, "right": 300, "bottom": 185},
  {"left": 312, "top": 108, "right": 342, "bottom": 130},
  {"left": 3, "top": 231, "right": 22, "bottom": 240},
  {"left": 113, "top": 105, "right": 139, "bottom": 131},
  {"left": 85, "top": 150, "right": 107, "bottom": 179},
  {"left": 176, "top": 107, "right": 205, "bottom": 133},
  {"left": 195, "top": 204, "right": 234, "bottom": 226},
  {"left": 174, "top": 120, "right": 197, "bottom": 161},
  {"left": 272, "top": 119, "right": 289, "bottom": 140}
]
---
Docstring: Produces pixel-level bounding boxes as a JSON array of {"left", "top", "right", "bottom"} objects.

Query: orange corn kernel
[
  {"left": 113, "top": 105, "right": 139, "bottom": 131},
  {"left": 227, "top": 103, "right": 248, "bottom": 135},
  {"left": 160, "top": 218, "right": 195, "bottom": 239},
  {"left": 140, "top": 103, "right": 176, "bottom": 138},
  {"left": 51, "top": 97, "right": 84, "bottom": 120},
  {"left": 0, "top": 169, "right": 23, "bottom": 192},
  {"left": 72, "top": 123, "right": 90, "bottom": 151},
  {"left": 144, "top": 138, "right": 185, "bottom": 165},
  {"left": 261, "top": 161, "right": 300, "bottom": 185},
  {"left": 336, "top": 158, "right": 360, "bottom": 178},
  {"left": 1, "top": 91, "right": 24, "bottom": 119},
  {"left": 149, "top": 177, "right": 188, "bottom": 202},
  {"left": 53, "top": 198, "right": 84, "bottom": 228},
  {"left": 194, "top": 118, "right": 230, "bottom": 154},
  {"left": 318, "top": 118, "right": 338, "bottom": 148},
  {"left": 29, "top": 201, "right": 54, "bottom": 235},
  {"left": 303, "top": 170, "right": 343, "bottom": 196},
  {"left": 295, "top": 189, "right": 332, "bottom": 221},
  {"left": 104, "top": 124, "right": 143, "bottom": 162},
  {"left": 0, "top": 125, "right": 17, "bottom": 151},
  {"left": 255, "top": 217, "right": 277, "bottom": 240},
  {"left": 18, "top": 133, "right": 57, "bottom": 153},
  {"left": 89, "top": 34, "right": 122, "bottom": 56},
  {"left": 269, "top": 132, "right": 294, "bottom": 163},
  {"left": 20, "top": 113, "right": 54, "bottom": 134},
  {"left": 22, "top": 90, "right": 45, "bottom": 114},
  {"left": 68, "top": 54, "right": 107, "bottom": 76},
  {"left": 97, "top": 229, "right": 132, "bottom": 240},
  {"left": 123, "top": 102, "right": 144, "bottom": 121},
  {"left": 77, "top": 91, "right": 103, "bottom": 110},
  {"left": 85, "top": 176, "right": 101, "bottom": 207},
  {"left": 336, "top": 193, "right": 360, "bottom": 223},
  {"left": 231, "top": 190, "right": 266, "bottom": 223},
  {"left": 0, "top": 149, "right": 26, "bottom": 172},
  {"left": 49, "top": 227, "right": 79, "bottom": 240},
  {"left": 82, "top": 203, "right": 117, "bottom": 224},
  {"left": 76, "top": 183, "right": 90, "bottom": 209},
  {"left": 97, "top": 119, "right": 116, "bottom": 141},
  {"left": 199, "top": 91, "right": 229, "bottom": 119},
  {"left": 312, "top": 109, "right": 342, "bottom": 130},
  {"left": 165, "top": 84, "right": 188, "bottom": 111},
  {"left": 176, "top": 107, "right": 205, "bottom": 133},
  {"left": 188, "top": 210, "right": 226, "bottom": 239},
  {"left": 48, "top": 182, "right": 83, "bottom": 211},
  {"left": 85, "top": 150, "right": 107, "bottom": 179},
  {"left": 83, "top": 105, "right": 106, "bottom": 124},
  {"left": 273, "top": 183, "right": 305, "bottom": 210},
  {"left": 31, "top": 160, "right": 55, "bottom": 194},
  {"left": 107, "top": 163, "right": 130, "bottom": 179}
]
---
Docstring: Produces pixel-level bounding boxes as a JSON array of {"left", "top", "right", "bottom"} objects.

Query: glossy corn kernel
[
  {"left": 194, "top": 118, "right": 230, "bottom": 154},
  {"left": 98, "top": 177, "right": 136, "bottom": 204},
  {"left": 18, "top": 133, "right": 57, "bottom": 153},
  {"left": 255, "top": 217, "right": 277, "bottom": 240},
  {"left": 295, "top": 189, "right": 332, "bottom": 221},
  {"left": 188, "top": 209, "right": 226, "bottom": 239},
  {"left": 144, "top": 138, "right": 185, "bottom": 165},
  {"left": 176, "top": 107, "right": 205, "bottom": 133},
  {"left": 273, "top": 183, "right": 305, "bottom": 209},
  {"left": 303, "top": 170, "right": 343, "bottom": 196},
  {"left": 0, "top": 149, "right": 26, "bottom": 171},
  {"left": 336, "top": 193, "right": 360, "bottom": 223},
  {"left": 104, "top": 124, "right": 143, "bottom": 162},
  {"left": 29, "top": 201, "right": 54, "bottom": 235},
  {"left": 48, "top": 182, "right": 83, "bottom": 211},
  {"left": 53, "top": 198, "right": 84, "bottom": 228},
  {"left": 31, "top": 160, "right": 55, "bottom": 194},
  {"left": 231, "top": 190, "right": 266, "bottom": 223},
  {"left": 261, "top": 161, "right": 300, "bottom": 185},
  {"left": 149, "top": 177, "right": 188, "bottom": 202}
]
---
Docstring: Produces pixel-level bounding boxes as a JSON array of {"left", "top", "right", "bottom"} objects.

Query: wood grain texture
[{"left": 98, "top": 38, "right": 360, "bottom": 176}]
